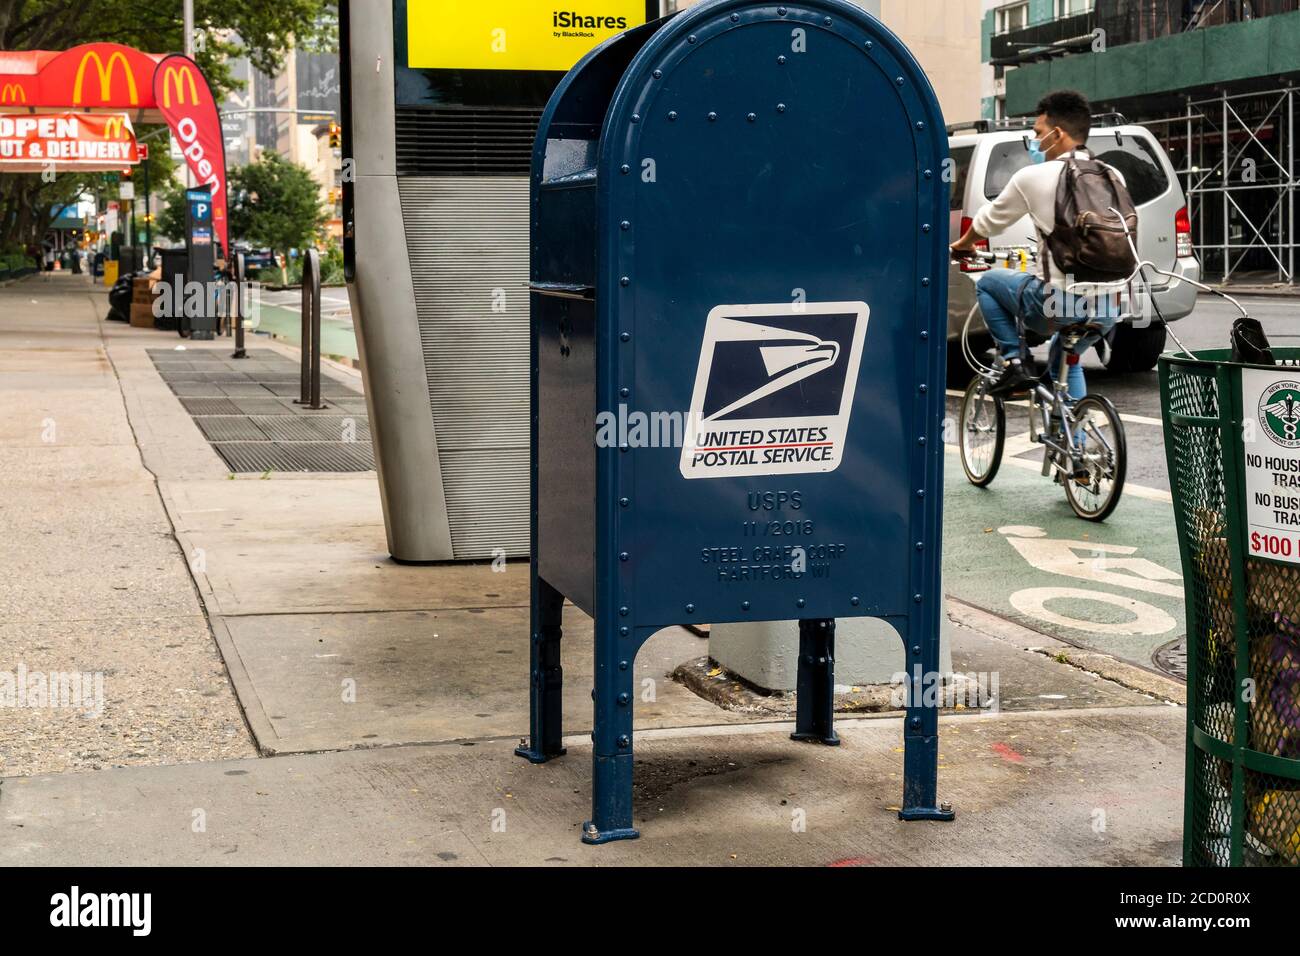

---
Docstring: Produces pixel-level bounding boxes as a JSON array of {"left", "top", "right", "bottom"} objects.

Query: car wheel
[{"left": 1103, "top": 322, "right": 1167, "bottom": 374}]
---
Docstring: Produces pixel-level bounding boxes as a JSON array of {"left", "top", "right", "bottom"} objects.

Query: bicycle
[{"left": 954, "top": 245, "right": 1128, "bottom": 521}]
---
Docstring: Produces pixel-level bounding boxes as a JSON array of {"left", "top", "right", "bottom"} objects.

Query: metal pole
[
  {"left": 296, "top": 249, "right": 325, "bottom": 409},
  {"left": 1289, "top": 87, "right": 1295, "bottom": 285},
  {"left": 183, "top": 0, "right": 194, "bottom": 57},
  {"left": 143, "top": 158, "right": 152, "bottom": 268},
  {"left": 1223, "top": 91, "right": 1230, "bottom": 283},
  {"left": 232, "top": 252, "right": 247, "bottom": 359}
]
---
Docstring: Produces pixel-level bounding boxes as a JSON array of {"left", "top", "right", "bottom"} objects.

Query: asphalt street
[{"left": 942, "top": 291, "right": 1297, "bottom": 680}]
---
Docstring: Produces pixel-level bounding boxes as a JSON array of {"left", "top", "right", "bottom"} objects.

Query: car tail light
[
  {"left": 959, "top": 216, "right": 990, "bottom": 272},
  {"left": 1175, "top": 206, "right": 1193, "bottom": 258}
]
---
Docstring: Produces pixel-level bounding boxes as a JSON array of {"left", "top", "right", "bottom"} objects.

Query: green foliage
[
  {"left": 155, "top": 181, "right": 188, "bottom": 244},
  {"left": 227, "top": 153, "right": 328, "bottom": 260}
]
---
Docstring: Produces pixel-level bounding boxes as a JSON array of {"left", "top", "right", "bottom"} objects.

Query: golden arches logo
[
  {"left": 72, "top": 50, "right": 138, "bottom": 105},
  {"left": 102, "top": 116, "right": 127, "bottom": 140},
  {"left": 160, "top": 65, "right": 199, "bottom": 108},
  {"left": 1, "top": 83, "right": 26, "bottom": 104}
]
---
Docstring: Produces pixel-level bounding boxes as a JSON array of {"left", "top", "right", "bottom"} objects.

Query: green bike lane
[{"left": 940, "top": 432, "right": 1187, "bottom": 679}]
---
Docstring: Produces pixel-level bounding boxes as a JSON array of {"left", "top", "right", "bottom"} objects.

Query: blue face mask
[{"left": 1028, "top": 128, "right": 1059, "bottom": 165}]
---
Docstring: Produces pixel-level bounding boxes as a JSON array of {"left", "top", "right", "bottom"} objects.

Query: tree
[
  {"left": 227, "top": 153, "right": 328, "bottom": 282},
  {"left": 0, "top": 0, "right": 335, "bottom": 252}
]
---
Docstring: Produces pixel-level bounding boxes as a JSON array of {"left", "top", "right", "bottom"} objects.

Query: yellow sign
[
  {"left": 159, "top": 64, "right": 200, "bottom": 108},
  {"left": 407, "top": 0, "right": 647, "bottom": 72},
  {"left": 72, "top": 50, "right": 139, "bottom": 106}
]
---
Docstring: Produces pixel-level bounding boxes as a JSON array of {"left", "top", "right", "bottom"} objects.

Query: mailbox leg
[
  {"left": 898, "top": 619, "right": 955, "bottom": 822},
  {"left": 515, "top": 576, "right": 566, "bottom": 764},
  {"left": 582, "top": 622, "right": 639, "bottom": 844},
  {"left": 791, "top": 618, "right": 840, "bottom": 746}
]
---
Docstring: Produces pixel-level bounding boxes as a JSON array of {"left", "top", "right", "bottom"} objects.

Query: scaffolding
[{"left": 1140, "top": 85, "right": 1298, "bottom": 285}]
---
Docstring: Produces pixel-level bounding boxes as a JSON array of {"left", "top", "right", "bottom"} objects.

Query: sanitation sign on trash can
[
  {"left": 518, "top": 0, "right": 954, "bottom": 844},
  {"left": 1244, "top": 371, "right": 1300, "bottom": 563}
]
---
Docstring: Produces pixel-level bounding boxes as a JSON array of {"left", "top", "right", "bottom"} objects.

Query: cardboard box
[{"left": 129, "top": 301, "right": 155, "bottom": 328}]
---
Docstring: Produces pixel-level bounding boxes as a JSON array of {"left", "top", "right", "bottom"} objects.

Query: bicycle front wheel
[
  {"left": 959, "top": 376, "right": 1005, "bottom": 487},
  {"left": 1064, "top": 394, "right": 1126, "bottom": 522}
]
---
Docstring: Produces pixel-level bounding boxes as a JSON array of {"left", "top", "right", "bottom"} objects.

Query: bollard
[
  {"left": 296, "top": 248, "right": 325, "bottom": 410},
  {"left": 231, "top": 252, "right": 247, "bottom": 359}
]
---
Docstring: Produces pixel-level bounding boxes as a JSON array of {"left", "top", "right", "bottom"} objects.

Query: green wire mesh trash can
[{"left": 1161, "top": 348, "right": 1300, "bottom": 866}]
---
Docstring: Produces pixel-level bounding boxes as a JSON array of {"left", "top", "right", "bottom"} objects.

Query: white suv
[{"left": 947, "top": 118, "right": 1200, "bottom": 373}]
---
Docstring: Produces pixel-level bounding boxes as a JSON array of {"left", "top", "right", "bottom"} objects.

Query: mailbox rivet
[
  {"left": 619, "top": 626, "right": 629, "bottom": 636},
  {"left": 619, "top": 552, "right": 629, "bottom": 562},
  {"left": 920, "top": 331, "right": 929, "bottom": 340},
  {"left": 922, "top": 224, "right": 932, "bottom": 233},
  {"left": 865, "top": 41, "right": 874, "bottom": 50},
  {"left": 747, "top": 113, "right": 756, "bottom": 122},
  {"left": 776, "top": 103, "right": 787, "bottom": 113},
  {"left": 620, "top": 331, "right": 631, "bottom": 342},
  {"left": 924, "top": 169, "right": 933, "bottom": 179},
  {"left": 778, "top": 6, "right": 787, "bottom": 15},
  {"left": 777, "top": 55, "right": 786, "bottom": 65},
  {"left": 731, "top": 13, "right": 739, "bottom": 22},
  {"left": 850, "top": 596, "right": 860, "bottom": 606},
  {"left": 619, "top": 661, "right": 629, "bottom": 670},
  {"left": 824, "top": 16, "right": 833, "bottom": 25},
  {"left": 618, "top": 735, "right": 630, "bottom": 748},
  {"left": 916, "top": 489, "right": 926, "bottom": 498},
  {"left": 919, "top": 384, "right": 928, "bottom": 393},
  {"left": 916, "top": 121, "right": 926, "bottom": 130},
  {"left": 921, "top": 277, "right": 930, "bottom": 287},
  {"left": 619, "top": 444, "right": 629, "bottom": 453},
  {"left": 918, "top": 437, "right": 927, "bottom": 446},
  {"left": 668, "top": 111, "right": 678, "bottom": 121},
  {"left": 685, "top": 603, "right": 695, "bottom": 614},
  {"left": 591, "top": 689, "right": 596, "bottom": 700},
  {"left": 619, "top": 497, "right": 630, "bottom": 507},
  {"left": 618, "top": 693, "right": 630, "bottom": 706},
  {"left": 619, "top": 387, "right": 630, "bottom": 398},
  {"left": 619, "top": 606, "right": 629, "bottom": 616},
  {"left": 708, "top": 112, "right": 718, "bottom": 122},
  {"left": 796, "top": 598, "right": 806, "bottom": 608},
  {"left": 620, "top": 276, "right": 630, "bottom": 287},
  {"left": 914, "top": 594, "right": 923, "bottom": 603},
  {"left": 631, "top": 113, "right": 641, "bottom": 124},
  {"left": 688, "top": 34, "right": 697, "bottom": 43},
  {"left": 742, "top": 601, "right": 751, "bottom": 611},
  {"left": 896, "top": 76, "right": 905, "bottom": 86},
  {"left": 911, "top": 718, "right": 921, "bottom": 729},
  {"left": 621, "top": 164, "right": 630, "bottom": 174},
  {"left": 653, "top": 69, "right": 663, "bottom": 79},
  {"left": 912, "top": 645, "right": 922, "bottom": 655},
  {"left": 621, "top": 220, "right": 631, "bottom": 231},
  {"left": 916, "top": 541, "right": 924, "bottom": 551}
]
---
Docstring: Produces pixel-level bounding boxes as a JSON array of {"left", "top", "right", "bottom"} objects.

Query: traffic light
[{"left": 328, "top": 121, "right": 341, "bottom": 149}]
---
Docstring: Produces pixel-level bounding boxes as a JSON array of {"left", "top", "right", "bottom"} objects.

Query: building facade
[{"left": 983, "top": 0, "right": 1300, "bottom": 283}]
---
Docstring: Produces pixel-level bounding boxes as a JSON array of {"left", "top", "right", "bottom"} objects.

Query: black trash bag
[
  {"left": 1231, "top": 317, "right": 1275, "bottom": 366},
  {"left": 106, "top": 275, "right": 134, "bottom": 322}
]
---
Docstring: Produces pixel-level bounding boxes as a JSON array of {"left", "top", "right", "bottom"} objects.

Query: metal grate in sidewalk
[{"left": 148, "top": 348, "right": 375, "bottom": 473}]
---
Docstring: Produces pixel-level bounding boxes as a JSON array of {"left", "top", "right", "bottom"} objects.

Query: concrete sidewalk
[{"left": 0, "top": 273, "right": 1189, "bottom": 865}]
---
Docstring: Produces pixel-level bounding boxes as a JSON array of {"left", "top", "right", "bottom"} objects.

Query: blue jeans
[{"left": 975, "top": 269, "right": 1117, "bottom": 400}]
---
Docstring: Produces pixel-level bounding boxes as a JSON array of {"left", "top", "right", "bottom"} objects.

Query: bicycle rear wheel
[
  {"left": 959, "top": 376, "right": 1005, "bottom": 487},
  {"left": 1063, "top": 394, "right": 1126, "bottom": 521}
]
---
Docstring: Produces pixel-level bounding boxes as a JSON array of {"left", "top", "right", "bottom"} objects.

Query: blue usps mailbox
[{"left": 519, "top": 0, "right": 953, "bottom": 844}]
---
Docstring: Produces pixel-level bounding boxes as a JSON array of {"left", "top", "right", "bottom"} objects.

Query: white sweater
[{"left": 970, "top": 149, "right": 1126, "bottom": 288}]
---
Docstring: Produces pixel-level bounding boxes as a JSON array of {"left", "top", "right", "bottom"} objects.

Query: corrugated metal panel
[
  {"left": 399, "top": 176, "right": 531, "bottom": 559},
  {"left": 395, "top": 107, "right": 541, "bottom": 176}
]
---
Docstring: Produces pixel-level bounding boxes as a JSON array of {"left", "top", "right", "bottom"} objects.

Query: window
[
  {"left": 996, "top": 2, "right": 1028, "bottom": 33},
  {"left": 1057, "top": 0, "right": 1094, "bottom": 16},
  {"left": 1090, "top": 133, "right": 1171, "bottom": 206},
  {"left": 949, "top": 146, "right": 975, "bottom": 211},
  {"left": 982, "top": 133, "right": 1171, "bottom": 207}
]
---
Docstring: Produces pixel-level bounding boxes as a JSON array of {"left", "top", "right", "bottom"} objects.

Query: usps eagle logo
[{"left": 680, "top": 302, "right": 868, "bottom": 479}]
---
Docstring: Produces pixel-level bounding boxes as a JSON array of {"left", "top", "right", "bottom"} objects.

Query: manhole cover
[{"left": 1153, "top": 637, "right": 1187, "bottom": 681}]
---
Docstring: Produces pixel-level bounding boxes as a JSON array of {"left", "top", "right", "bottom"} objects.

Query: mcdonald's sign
[
  {"left": 72, "top": 49, "right": 139, "bottom": 106},
  {"left": 159, "top": 63, "right": 200, "bottom": 108},
  {"left": 102, "top": 116, "right": 127, "bottom": 140},
  {"left": 0, "top": 83, "right": 26, "bottom": 104}
]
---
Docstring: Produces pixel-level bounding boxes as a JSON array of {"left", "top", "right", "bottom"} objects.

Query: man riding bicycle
[{"left": 950, "top": 90, "right": 1131, "bottom": 398}]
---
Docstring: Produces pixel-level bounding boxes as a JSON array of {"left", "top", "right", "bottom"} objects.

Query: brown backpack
[{"left": 1043, "top": 152, "right": 1139, "bottom": 284}]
